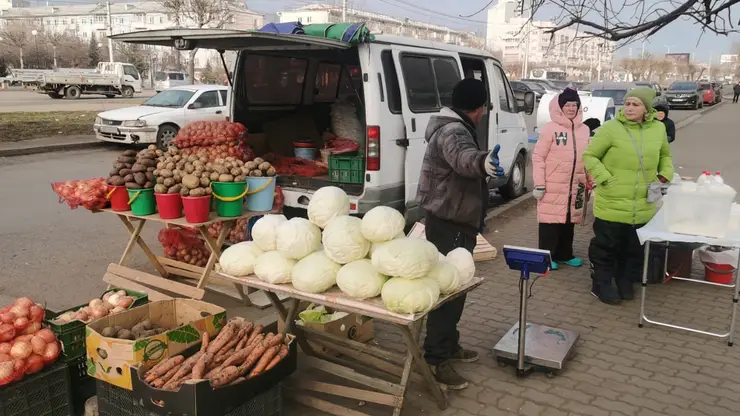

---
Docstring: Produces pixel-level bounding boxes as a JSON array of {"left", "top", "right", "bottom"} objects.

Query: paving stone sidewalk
[{"left": 367, "top": 201, "right": 740, "bottom": 416}]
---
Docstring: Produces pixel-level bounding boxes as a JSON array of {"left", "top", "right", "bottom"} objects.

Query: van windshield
[
  {"left": 592, "top": 89, "right": 628, "bottom": 105},
  {"left": 154, "top": 72, "right": 166, "bottom": 81},
  {"left": 143, "top": 90, "right": 194, "bottom": 107}
]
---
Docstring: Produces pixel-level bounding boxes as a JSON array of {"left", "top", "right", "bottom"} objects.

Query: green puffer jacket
[{"left": 583, "top": 109, "right": 674, "bottom": 225}]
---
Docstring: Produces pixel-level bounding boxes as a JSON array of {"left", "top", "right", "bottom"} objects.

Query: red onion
[
  {"left": 21, "top": 322, "right": 41, "bottom": 335},
  {"left": 0, "top": 324, "right": 15, "bottom": 342},
  {"left": 42, "top": 342, "right": 60, "bottom": 365},
  {"left": 30, "top": 336, "right": 46, "bottom": 356},
  {"left": 0, "top": 312, "right": 15, "bottom": 324},
  {"left": 14, "top": 298, "right": 34, "bottom": 309},
  {"left": 13, "top": 317, "right": 29, "bottom": 331},
  {"left": 25, "top": 355, "right": 43, "bottom": 374},
  {"left": 35, "top": 329, "right": 56, "bottom": 344},
  {"left": 0, "top": 343, "right": 11, "bottom": 354},
  {"left": 10, "top": 341, "right": 32, "bottom": 360},
  {"left": 9, "top": 305, "right": 29, "bottom": 318}
]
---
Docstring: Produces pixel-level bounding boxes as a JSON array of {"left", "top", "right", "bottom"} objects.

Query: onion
[
  {"left": 14, "top": 298, "right": 34, "bottom": 309},
  {"left": 107, "top": 294, "right": 121, "bottom": 306},
  {"left": 35, "top": 329, "right": 56, "bottom": 344},
  {"left": 10, "top": 341, "right": 32, "bottom": 360},
  {"left": 76, "top": 310, "right": 89, "bottom": 322},
  {"left": 28, "top": 306, "right": 44, "bottom": 324},
  {"left": 0, "top": 324, "right": 15, "bottom": 342},
  {"left": 102, "top": 292, "right": 113, "bottom": 303},
  {"left": 90, "top": 307, "right": 108, "bottom": 319},
  {"left": 42, "top": 342, "right": 60, "bottom": 365},
  {"left": 116, "top": 290, "right": 126, "bottom": 297},
  {"left": 13, "top": 358, "right": 25, "bottom": 375},
  {"left": 89, "top": 299, "right": 104, "bottom": 309},
  {"left": 9, "top": 304, "right": 29, "bottom": 318},
  {"left": 117, "top": 297, "right": 134, "bottom": 309},
  {"left": 25, "top": 354, "right": 43, "bottom": 374},
  {"left": 0, "top": 343, "right": 11, "bottom": 354},
  {"left": 13, "top": 335, "right": 33, "bottom": 344},
  {"left": 111, "top": 306, "right": 126, "bottom": 314},
  {"left": 21, "top": 322, "right": 41, "bottom": 335},
  {"left": 13, "top": 317, "right": 29, "bottom": 330},
  {"left": 30, "top": 336, "right": 46, "bottom": 355},
  {"left": 0, "top": 312, "right": 16, "bottom": 324},
  {"left": 0, "top": 361, "right": 14, "bottom": 383},
  {"left": 0, "top": 353, "right": 10, "bottom": 363}
]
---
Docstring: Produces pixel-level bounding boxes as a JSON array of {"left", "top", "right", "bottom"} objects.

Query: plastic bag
[
  {"left": 330, "top": 98, "right": 364, "bottom": 148},
  {"left": 207, "top": 218, "right": 252, "bottom": 244},
  {"left": 173, "top": 121, "right": 246, "bottom": 149},
  {"left": 698, "top": 246, "right": 739, "bottom": 265},
  {"left": 51, "top": 178, "right": 109, "bottom": 210},
  {"left": 158, "top": 228, "right": 211, "bottom": 267},
  {"left": 273, "top": 185, "right": 285, "bottom": 212}
]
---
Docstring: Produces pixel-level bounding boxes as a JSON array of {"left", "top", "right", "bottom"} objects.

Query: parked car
[
  {"left": 548, "top": 80, "right": 574, "bottom": 90},
  {"left": 521, "top": 80, "right": 548, "bottom": 97},
  {"left": 665, "top": 81, "right": 703, "bottom": 109},
  {"left": 587, "top": 82, "right": 637, "bottom": 107},
  {"left": 634, "top": 81, "right": 667, "bottom": 106},
  {"left": 698, "top": 82, "right": 718, "bottom": 105},
  {"left": 94, "top": 84, "right": 229, "bottom": 148},
  {"left": 510, "top": 80, "right": 541, "bottom": 104},
  {"left": 521, "top": 78, "right": 560, "bottom": 94},
  {"left": 111, "top": 29, "right": 536, "bottom": 225},
  {"left": 154, "top": 71, "right": 190, "bottom": 92}
]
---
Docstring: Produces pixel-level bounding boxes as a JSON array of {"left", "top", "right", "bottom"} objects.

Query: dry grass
[{"left": 0, "top": 111, "right": 96, "bottom": 142}]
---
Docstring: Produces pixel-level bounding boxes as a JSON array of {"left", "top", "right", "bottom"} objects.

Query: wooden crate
[{"left": 407, "top": 222, "right": 497, "bottom": 261}]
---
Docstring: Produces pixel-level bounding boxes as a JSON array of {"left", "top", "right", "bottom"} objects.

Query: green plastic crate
[
  {"left": 328, "top": 154, "right": 365, "bottom": 184},
  {"left": 43, "top": 288, "right": 149, "bottom": 361}
]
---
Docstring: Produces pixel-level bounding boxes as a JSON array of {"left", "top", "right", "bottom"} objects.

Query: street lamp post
[
  {"left": 31, "top": 30, "right": 38, "bottom": 69},
  {"left": 52, "top": 45, "right": 57, "bottom": 69},
  {"left": 98, "top": 42, "right": 104, "bottom": 62},
  {"left": 664, "top": 45, "right": 672, "bottom": 54}
]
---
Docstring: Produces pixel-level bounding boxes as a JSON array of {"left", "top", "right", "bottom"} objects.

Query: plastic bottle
[
  {"left": 697, "top": 171, "right": 711, "bottom": 190},
  {"left": 714, "top": 171, "right": 725, "bottom": 185}
]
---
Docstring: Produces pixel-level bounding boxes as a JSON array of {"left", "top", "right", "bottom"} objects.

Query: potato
[
  {"left": 101, "top": 327, "right": 117, "bottom": 338},
  {"left": 266, "top": 167, "right": 276, "bottom": 177},
  {"left": 235, "top": 160, "right": 244, "bottom": 167},
  {"left": 156, "top": 177, "right": 165, "bottom": 184},
  {"left": 113, "top": 162, "right": 128, "bottom": 170},
  {"left": 245, "top": 161, "right": 257, "bottom": 170},
  {"left": 123, "top": 149, "right": 137, "bottom": 157},
  {"left": 147, "top": 144, "right": 157, "bottom": 151},
  {"left": 230, "top": 167, "right": 241, "bottom": 176},
  {"left": 111, "top": 176, "right": 126, "bottom": 186},
  {"left": 166, "top": 162, "right": 175, "bottom": 170},
  {"left": 168, "top": 184, "right": 182, "bottom": 194},
  {"left": 155, "top": 149, "right": 164, "bottom": 157},
  {"left": 173, "top": 171, "right": 182, "bottom": 182},
  {"left": 253, "top": 157, "right": 265, "bottom": 165},
  {"left": 139, "top": 158, "right": 156, "bottom": 168},
  {"left": 249, "top": 170, "right": 263, "bottom": 177},
  {"left": 159, "top": 169, "right": 173, "bottom": 178},
  {"left": 173, "top": 155, "right": 182, "bottom": 162},
  {"left": 109, "top": 168, "right": 120, "bottom": 177},
  {"left": 182, "top": 174, "right": 200, "bottom": 190},
  {"left": 118, "top": 156, "right": 136, "bottom": 164},
  {"left": 145, "top": 172, "right": 155, "bottom": 182},
  {"left": 219, "top": 174, "right": 234, "bottom": 182},
  {"left": 126, "top": 182, "right": 141, "bottom": 189},
  {"left": 204, "top": 187, "right": 212, "bottom": 195},
  {"left": 258, "top": 162, "right": 272, "bottom": 171},
  {"left": 240, "top": 166, "right": 249, "bottom": 175},
  {"left": 144, "top": 181, "right": 153, "bottom": 189},
  {"left": 234, "top": 175, "right": 246, "bottom": 182},
  {"left": 154, "top": 184, "right": 168, "bottom": 194},
  {"left": 200, "top": 177, "right": 210, "bottom": 187},
  {"left": 209, "top": 172, "right": 220, "bottom": 181},
  {"left": 184, "top": 163, "right": 195, "bottom": 174},
  {"left": 167, "top": 147, "right": 178, "bottom": 156},
  {"left": 200, "top": 157, "right": 209, "bottom": 164},
  {"left": 133, "top": 172, "right": 146, "bottom": 186},
  {"left": 146, "top": 166, "right": 156, "bottom": 173},
  {"left": 123, "top": 174, "right": 134, "bottom": 182},
  {"left": 180, "top": 187, "right": 190, "bottom": 197},
  {"left": 162, "top": 177, "right": 175, "bottom": 187},
  {"left": 131, "top": 163, "right": 146, "bottom": 173},
  {"left": 190, "top": 188, "right": 206, "bottom": 197},
  {"left": 118, "top": 168, "right": 132, "bottom": 177}
]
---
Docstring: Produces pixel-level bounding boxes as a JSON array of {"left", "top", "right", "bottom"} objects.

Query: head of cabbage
[
  {"left": 254, "top": 251, "right": 296, "bottom": 284},
  {"left": 276, "top": 217, "right": 322, "bottom": 260},
  {"left": 371, "top": 237, "right": 439, "bottom": 279},
  {"left": 446, "top": 248, "right": 475, "bottom": 286},
  {"left": 361, "top": 206, "right": 405, "bottom": 243},
  {"left": 369, "top": 231, "right": 405, "bottom": 258},
  {"left": 323, "top": 216, "right": 370, "bottom": 264},
  {"left": 291, "top": 251, "right": 342, "bottom": 293},
  {"left": 426, "top": 259, "right": 460, "bottom": 295},
  {"left": 336, "top": 259, "right": 388, "bottom": 299},
  {"left": 219, "top": 241, "right": 264, "bottom": 277},
  {"left": 381, "top": 277, "right": 440, "bottom": 314},
  {"left": 307, "top": 186, "right": 350, "bottom": 229},
  {"left": 251, "top": 214, "right": 287, "bottom": 251}
]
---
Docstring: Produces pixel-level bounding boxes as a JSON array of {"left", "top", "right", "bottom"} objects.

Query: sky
[{"left": 245, "top": 0, "right": 740, "bottom": 62}]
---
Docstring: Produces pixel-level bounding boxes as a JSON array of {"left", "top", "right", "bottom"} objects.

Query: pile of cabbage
[{"left": 218, "top": 186, "right": 476, "bottom": 314}]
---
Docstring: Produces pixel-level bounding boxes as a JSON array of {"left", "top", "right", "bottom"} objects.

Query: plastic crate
[
  {"left": 328, "top": 155, "right": 365, "bottom": 184},
  {"left": 0, "top": 362, "right": 73, "bottom": 416},
  {"left": 97, "top": 381, "right": 282, "bottom": 416},
  {"left": 44, "top": 288, "right": 149, "bottom": 360},
  {"left": 68, "top": 355, "right": 95, "bottom": 416}
]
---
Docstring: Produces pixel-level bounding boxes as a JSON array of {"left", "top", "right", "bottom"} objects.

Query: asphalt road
[{"left": 0, "top": 87, "right": 155, "bottom": 113}]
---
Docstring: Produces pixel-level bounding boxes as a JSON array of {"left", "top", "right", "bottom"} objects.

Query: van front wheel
[{"left": 499, "top": 153, "right": 526, "bottom": 199}]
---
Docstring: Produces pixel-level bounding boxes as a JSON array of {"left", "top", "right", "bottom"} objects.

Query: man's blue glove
[{"left": 485, "top": 144, "right": 505, "bottom": 177}]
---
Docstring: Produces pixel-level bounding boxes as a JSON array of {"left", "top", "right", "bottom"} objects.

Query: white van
[
  {"left": 112, "top": 30, "right": 534, "bottom": 224},
  {"left": 154, "top": 71, "right": 189, "bottom": 92}
]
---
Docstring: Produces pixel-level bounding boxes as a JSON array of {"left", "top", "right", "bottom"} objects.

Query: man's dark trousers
[
  {"left": 423, "top": 216, "right": 477, "bottom": 365},
  {"left": 734, "top": 93, "right": 739, "bottom": 103}
]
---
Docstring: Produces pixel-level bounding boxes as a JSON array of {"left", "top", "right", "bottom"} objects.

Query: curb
[
  {"left": 0, "top": 140, "right": 105, "bottom": 158},
  {"left": 486, "top": 100, "right": 724, "bottom": 221}
]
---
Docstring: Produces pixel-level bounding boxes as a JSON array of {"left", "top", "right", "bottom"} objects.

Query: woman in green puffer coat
[{"left": 583, "top": 87, "right": 674, "bottom": 305}]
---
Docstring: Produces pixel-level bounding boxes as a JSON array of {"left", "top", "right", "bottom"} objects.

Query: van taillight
[{"left": 366, "top": 126, "right": 380, "bottom": 171}]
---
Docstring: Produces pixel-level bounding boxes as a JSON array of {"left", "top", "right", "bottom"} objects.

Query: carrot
[
  {"left": 151, "top": 364, "right": 180, "bottom": 388},
  {"left": 238, "top": 343, "right": 267, "bottom": 376},
  {"left": 168, "top": 352, "right": 202, "bottom": 385},
  {"left": 248, "top": 346, "right": 279, "bottom": 378},
  {"left": 205, "top": 341, "right": 258, "bottom": 379},
  {"left": 267, "top": 333, "right": 284, "bottom": 347},
  {"left": 245, "top": 324, "right": 264, "bottom": 346},
  {"left": 247, "top": 333, "right": 264, "bottom": 349},
  {"left": 226, "top": 324, "right": 251, "bottom": 352},
  {"left": 265, "top": 345, "right": 289, "bottom": 371},
  {"left": 235, "top": 322, "right": 254, "bottom": 350},
  {"left": 206, "top": 321, "right": 238, "bottom": 355},
  {"left": 191, "top": 352, "right": 211, "bottom": 380},
  {"left": 146, "top": 355, "right": 184, "bottom": 380},
  {"left": 210, "top": 365, "right": 239, "bottom": 388},
  {"left": 145, "top": 355, "right": 177, "bottom": 379},
  {"left": 200, "top": 332, "right": 209, "bottom": 353}
]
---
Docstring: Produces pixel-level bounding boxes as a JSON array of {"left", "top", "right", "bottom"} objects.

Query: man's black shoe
[
  {"left": 616, "top": 279, "right": 635, "bottom": 300},
  {"left": 450, "top": 348, "right": 479, "bottom": 363},
  {"left": 430, "top": 361, "right": 468, "bottom": 390},
  {"left": 591, "top": 281, "right": 621, "bottom": 305}
]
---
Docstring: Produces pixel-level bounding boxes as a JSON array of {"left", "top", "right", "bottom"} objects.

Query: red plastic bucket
[
  {"left": 155, "top": 193, "right": 183, "bottom": 220},
  {"left": 107, "top": 186, "right": 130, "bottom": 211},
  {"left": 704, "top": 262, "right": 736, "bottom": 284},
  {"left": 182, "top": 195, "right": 211, "bottom": 224}
]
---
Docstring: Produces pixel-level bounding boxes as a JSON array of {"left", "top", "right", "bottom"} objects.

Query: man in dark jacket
[
  {"left": 653, "top": 103, "right": 676, "bottom": 143},
  {"left": 733, "top": 82, "right": 740, "bottom": 103},
  {"left": 416, "top": 78, "right": 503, "bottom": 390}
]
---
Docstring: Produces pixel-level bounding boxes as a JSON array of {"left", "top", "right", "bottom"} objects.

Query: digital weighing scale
[{"left": 493, "top": 245, "right": 579, "bottom": 377}]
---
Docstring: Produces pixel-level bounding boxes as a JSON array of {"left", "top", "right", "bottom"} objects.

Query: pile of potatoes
[
  {"left": 99, "top": 319, "right": 168, "bottom": 340},
  {"left": 243, "top": 157, "right": 276, "bottom": 178},
  {"left": 107, "top": 146, "right": 160, "bottom": 189}
]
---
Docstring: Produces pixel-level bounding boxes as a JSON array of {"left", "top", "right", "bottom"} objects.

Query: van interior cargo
[{"left": 231, "top": 49, "right": 366, "bottom": 196}]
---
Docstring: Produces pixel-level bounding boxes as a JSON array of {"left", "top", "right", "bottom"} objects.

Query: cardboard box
[
  {"left": 278, "top": 309, "right": 374, "bottom": 355},
  {"left": 131, "top": 335, "right": 296, "bottom": 415},
  {"left": 86, "top": 299, "right": 226, "bottom": 390}
]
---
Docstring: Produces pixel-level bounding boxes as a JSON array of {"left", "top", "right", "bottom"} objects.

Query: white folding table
[{"left": 636, "top": 206, "right": 740, "bottom": 345}]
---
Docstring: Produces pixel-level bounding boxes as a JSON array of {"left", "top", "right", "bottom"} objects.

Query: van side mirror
[
  {"left": 521, "top": 91, "right": 535, "bottom": 115},
  {"left": 188, "top": 102, "right": 203, "bottom": 109}
]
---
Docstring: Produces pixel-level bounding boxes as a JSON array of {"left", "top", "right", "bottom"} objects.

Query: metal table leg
[
  {"left": 639, "top": 241, "right": 650, "bottom": 328},
  {"left": 728, "top": 254, "right": 740, "bottom": 346}
]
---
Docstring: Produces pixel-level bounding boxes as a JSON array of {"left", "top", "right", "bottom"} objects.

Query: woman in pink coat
[{"left": 532, "top": 88, "right": 590, "bottom": 270}]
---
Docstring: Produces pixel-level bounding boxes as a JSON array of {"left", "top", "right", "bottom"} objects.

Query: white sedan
[{"left": 94, "top": 84, "right": 229, "bottom": 148}]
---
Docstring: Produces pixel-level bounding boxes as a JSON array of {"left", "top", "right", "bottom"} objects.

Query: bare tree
[
  {"left": 523, "top": 0, "right": 740, "bottom": 44},
  {"left": 0, "top": 21, "right": 38, "bottom": 69},
  {"left": 158, "top": 0, "right": 233, "bottom": 83},
  {"left": 653, "top": 60, "right": 674, "bottom": 84}
]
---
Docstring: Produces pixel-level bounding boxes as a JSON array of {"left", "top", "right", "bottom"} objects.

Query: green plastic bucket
[
  {"left": 127, "top": 188, "right": 156, "bottom": 216},
  {"left": 246, "top": 177, "right": 276, "bottom": 212},
  {"left": 212, "top": 181, "right": 248, "bottom": 217}
]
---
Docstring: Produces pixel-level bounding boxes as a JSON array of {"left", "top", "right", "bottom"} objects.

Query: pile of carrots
[{"left": 142, "top": 319, "right": 289, "bottom": 390}]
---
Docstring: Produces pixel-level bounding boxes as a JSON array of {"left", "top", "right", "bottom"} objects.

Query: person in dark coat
[
  {"left": 583, "top": 118, "right": 601, "bottom": 136},
  {"left": 733, "top": 82, "right": 740, "bottom": 103},
  {"left": 653, "top": 104, "right": 676, "bottom": 143}
]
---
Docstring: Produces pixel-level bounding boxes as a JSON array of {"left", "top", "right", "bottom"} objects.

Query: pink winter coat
[{"left": 532, "top": 97, "right": 591, "bottom": 224}]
